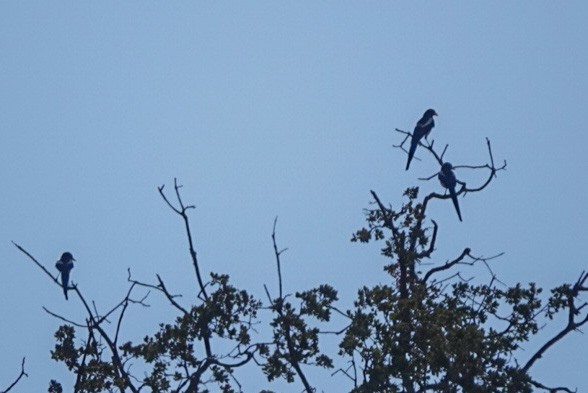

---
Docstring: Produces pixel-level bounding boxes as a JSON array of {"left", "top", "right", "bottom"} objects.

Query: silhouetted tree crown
[{"left": 10, "top": 113, "right": 587, "bottom": 393}]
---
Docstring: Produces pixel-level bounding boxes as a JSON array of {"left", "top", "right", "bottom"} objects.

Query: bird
[
  {"left": 438, "top": 162, "right": 462, "bottom": 221},
  {"left": 406, "top": 109, "right": 438, "bottom": 170},
  {"left": 55, "top": 252, "right": 76, "bottom": 300}
]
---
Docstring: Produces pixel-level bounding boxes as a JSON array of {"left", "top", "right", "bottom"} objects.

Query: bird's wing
[
  {"left": 438, "top": 172, "right": 449, "bottom": 189},
  {"left": 418, "top": 116, "right": 434, "bottom": 128}
]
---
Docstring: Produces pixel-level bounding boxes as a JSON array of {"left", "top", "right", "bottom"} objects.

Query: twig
[
  {"left": 272, "top": 217, "right": 287, "bottom": 300},
  {"left": 12, "top": 241, "right": 61, "bottom": 286},
  {"left": 1, "top": 357, "right": 27, "bottom": 393},
  {"left": 42, "top": 307, "right": 88, "bottom": 328}
]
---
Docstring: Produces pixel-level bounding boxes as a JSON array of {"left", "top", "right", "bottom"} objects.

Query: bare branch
[
  {"left": 157, "top": 184, "right": 181, "bottom": 215},
  {"left": 156, "top": 274, "right": 190, "bottom": 315},
  {"left": 42, "top": 307, "right": 88, "bottom": 327},
  {"left": 369, "top": 190, "right": 399, "bottom": 240},
  {"left": 12, "top": 241, "right": 61, "bottom": 286},
  {"left": 272, "top": 216, "right": 287, "bottom": 300},
  {"left": 158, "top": 179, "right": 208, "bottom": 301},
  {"left": 1, "top": 357, "right": 27, "bottom": 393}
]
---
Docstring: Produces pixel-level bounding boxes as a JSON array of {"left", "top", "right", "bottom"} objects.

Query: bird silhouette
[
  {"left": 406, "top": 109, "right": 438, "bottom": 170},
  {"left": 438, "top": 162, "right": 462, "bottom": 221},
  {"left": 55, "top": 252, "right": 75, "bottom": 300}
]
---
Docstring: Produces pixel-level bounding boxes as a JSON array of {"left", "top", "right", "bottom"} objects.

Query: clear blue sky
[{"left": 1, "top": 3, "right": 587, "bottom": 392}]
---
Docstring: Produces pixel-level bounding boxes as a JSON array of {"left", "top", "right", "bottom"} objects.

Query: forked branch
[
  {"left": 158, "top": 178, "right": 208, "bottom": 301},
  {"left": 1, "top": 357, "right": 27, "bottom": 393}
]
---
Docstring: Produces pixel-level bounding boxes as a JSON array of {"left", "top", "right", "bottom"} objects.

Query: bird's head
[
  {"left": 424, "top": 109, "right": 438, "bottom": 118},
  {"left": 441, "top": 162, "right": 453, "bottom": 172},
  {"left": 61, "top": 252, "right": 76, "bottom": 263}
]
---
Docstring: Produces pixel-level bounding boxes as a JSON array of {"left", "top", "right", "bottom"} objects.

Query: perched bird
[
  {"left": 438, "top": 162, "right": 462, "bottom": 222},
  {"left": 55, "top": 252, "right": 76, "bottom": 300},
  {"left": 406, "top": 109, "right": 438, "bottom": 170}
]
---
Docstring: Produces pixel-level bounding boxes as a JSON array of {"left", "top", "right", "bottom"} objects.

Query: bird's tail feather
[
  {"left": 406, "top": 142, "right": 417, "bottom": 171},
  {"left": 62, "top": 273, "right": 69, "bottom": 301},
  {"left": 450, "top": 190, "right": 463, "bottom": 222}
]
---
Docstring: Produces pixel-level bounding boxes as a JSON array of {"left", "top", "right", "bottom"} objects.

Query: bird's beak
[
  {"left": 434, "top": 112, "right": 439, "bottom": 116},
  {"left": 72, "top": 258, "right": 76, "bottom": 261}
]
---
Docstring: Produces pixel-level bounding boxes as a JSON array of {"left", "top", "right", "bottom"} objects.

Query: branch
[
  {"left": 75, "top": 328, "right": 95, "bottom": 392},
  {"left": 414, "top": 220, "right": 438, "bottom": 259},
  {"left": 522, "top": 272, "right": 588, "bottom": 374},
  {"left": 269, "top": 220, "right": 314, "bottom": 393},
  {"left": 42, "top": 307, "right": 88, "bottom": 327},
  {"left": 394, "top": 128, "right": 447, "bottom": 166},
  {"left": 529, "top": 378, "right": 577, "bottom": 393},
  {"left": 369, "top": 190, "right": 399, "bottom": 241},
  {"left": 158, "top": 179, "right": 208, "bottom": 301},
  {"left": 423, "top": 248, "right": 471, "bottom": 283},
  {"left": 127, "top": 270, "right": 189, "bottom": 315},
  {"left": 0, "top": 357, "right": 27, "bottom": 393},
  {"left": 95, "top": 280, "right": 149, "bottom": 327},
  {"left": 272, "top": 217, "right": 287, "bottom": 300},
  {"left": 12, "top": 241, "right": 61, "bottom": 286},
  {"left": 418, "top": 138, "right": 506, "bottom": 213},
  {"left": 157, "top": 274, "right": 189, "bottom": 314},
  {"left": 90, "top": 320, "right": 140, "bottom": 393},
  {"left": 159, "top": 179, "right": 215, "bottom": 369}
]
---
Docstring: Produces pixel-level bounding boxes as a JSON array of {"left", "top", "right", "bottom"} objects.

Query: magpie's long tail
[
  {"left": 450, "top": 189, "right": 463, "bottom": 222},
  {"left": 62, "top": 273, "right": 69, "bottom": 301},
  {"left": 406, "top": 141, "right": 418, "bottom": 171}
]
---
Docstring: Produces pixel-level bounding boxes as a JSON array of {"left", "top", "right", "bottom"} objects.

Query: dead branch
[
  {"left": 272, "top": 216, "right": 287, "bottom": 300},
  {"left": 158, "top": 178, "right": 208, "bottom": 301}
]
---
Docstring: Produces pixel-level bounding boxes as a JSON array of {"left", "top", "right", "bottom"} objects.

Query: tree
[{"left": 13, "top": 119, "right": 587, "bottom": 393}]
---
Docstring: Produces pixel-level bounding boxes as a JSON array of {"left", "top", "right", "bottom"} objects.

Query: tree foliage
[{"left": 12, "top": 120, "right": 588, "bottom": 393}]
